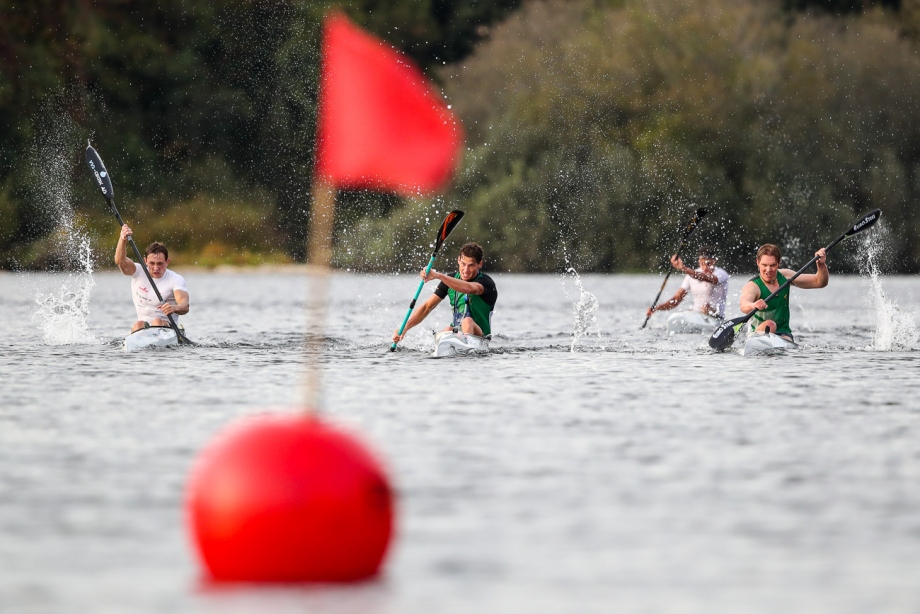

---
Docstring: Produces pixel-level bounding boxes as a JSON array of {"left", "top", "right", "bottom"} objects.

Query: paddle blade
[
  {"left": 85, "top": 144, "right": 114, "bottom": 200},
  {"left": 694, "top": 207, "right": 707, "bottom": 220},
  {"left": 433, "top": 210, "right": 464, "bottom": 253},
  {"left": 709, "top": 317, "right": 744, "bottom": 351},
  {"left": 846, "top": 209, "right": 881, "bottom": 237}
]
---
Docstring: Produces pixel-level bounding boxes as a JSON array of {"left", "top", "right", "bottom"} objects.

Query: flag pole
[{"left": 303, "top": 179, "right": 336, "bottom": 412}]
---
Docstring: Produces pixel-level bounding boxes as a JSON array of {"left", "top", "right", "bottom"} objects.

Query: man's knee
[{"left": 756, "top": 319, "right": 776, "bottom": 334}]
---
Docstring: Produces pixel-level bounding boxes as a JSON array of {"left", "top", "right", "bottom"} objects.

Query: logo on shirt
[{"left": 139, "top": 286, "right": 148, "bottom": 293}]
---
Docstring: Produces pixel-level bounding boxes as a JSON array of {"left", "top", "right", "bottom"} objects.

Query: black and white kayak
[
  {"left": 124, "top": 325, "right": 180, "bottom": 351},
  {"left": 666, "top": 311, "right": 721, "bottom": 335},
  {"left": 740, "top": 332, "right": 798, "bottom": 357},
  {"left": 432, "top": 330, "right": 490, "bottom": 357}
]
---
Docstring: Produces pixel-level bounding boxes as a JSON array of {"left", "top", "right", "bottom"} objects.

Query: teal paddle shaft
[
  {"left": 390, "top": 210, "right": 465, "bottom": 352},
  {"left": 390, "top": 255, "right": 436, "bottom": 351}
]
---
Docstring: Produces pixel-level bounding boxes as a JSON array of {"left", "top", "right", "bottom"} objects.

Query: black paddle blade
[
  {"left": 694, "top": 207, "right": 707, "bottom": 220},
  {"left": 846, "top": 208, "right": 881, "bottom": 237},
  {"left": 709, "top": 317, "right": 743, "bottom": 351},
  {"left": 85, "top": 144, "right": 114, "bottom": 200},
  {"left": 433, "top": 210, "right": 464, "bottom": 253}
]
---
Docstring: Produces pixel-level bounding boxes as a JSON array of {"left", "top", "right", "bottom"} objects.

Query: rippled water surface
[{"left": 2, "top": 270, "right": 919, "bottom": 613}]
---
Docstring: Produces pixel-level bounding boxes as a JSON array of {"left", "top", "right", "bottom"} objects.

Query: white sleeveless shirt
[
  {"left": 131, "top": 263, "right": 187, "bottom": 323},
  {"left": 679, "top": 266, "right": 730, "bottom": 317}
]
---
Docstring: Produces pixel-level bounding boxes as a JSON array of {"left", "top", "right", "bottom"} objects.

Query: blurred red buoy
[{"left": 186, "top": 413, "right": 394, "bottom": 582}]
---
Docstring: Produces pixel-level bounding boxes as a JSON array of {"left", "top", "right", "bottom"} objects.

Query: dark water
[{"left": 1, "top": 270, "right": 919, "bottom": 613}]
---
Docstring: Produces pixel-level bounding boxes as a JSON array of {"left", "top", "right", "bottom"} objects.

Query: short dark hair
[
  {"left": 698, "top": 245, "right": 717, "bottom": 259},
  {"left": 756, "top": 244, "right": 781, "bottom": 263},
  {"left": 145, "top": 242, "right": 169, "bottom": 260},
  {"left": 460, "top": 242, "right": 483, "bottom": 263}
]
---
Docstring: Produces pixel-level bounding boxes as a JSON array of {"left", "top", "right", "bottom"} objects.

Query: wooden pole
[{"left": 303, "top": 180, "right": 336, "bottom": 410}]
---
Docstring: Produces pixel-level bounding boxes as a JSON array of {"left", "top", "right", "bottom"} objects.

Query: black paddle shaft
[
  {"left": 85, "top": 144, "right": 191, "bottom": 345},
  {"left": 641, "top": 207, "right": 708, "bottom": 329},
  {"left": 709, "top": 208, "right": 882, "bottom": 350}
]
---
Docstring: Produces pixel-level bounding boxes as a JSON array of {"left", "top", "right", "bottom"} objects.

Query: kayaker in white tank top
[
  {"left": 115, "top": 224, "right": 190, "bottom": 333},
  {"left": 646, "top": 245, "right": 730, "bottom": 319}
]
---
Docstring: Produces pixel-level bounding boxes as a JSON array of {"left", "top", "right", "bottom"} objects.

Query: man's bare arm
[
  {"left": 393, "top": 294, "right": 443, "bottom": 342},
  {"left": 160, "top": 289, "right": 189, "bottom": 316},
  {"left": 739, "top": 281, "right": 764, "bottom": 313},
  {"left": 671, "top": 255, "right": 717, "bottom": 284},
  {"left": 789, "top": 248, "right": 829, "bottom": 289},
  {"left": 426, "top": 270, "right": 484, "bottom": 295},
  {"left": 647, "top": 288, "right": 687, "bottom": 317},
  {"left": 115, "top": 224, "right": 136, "bottom": 276}
]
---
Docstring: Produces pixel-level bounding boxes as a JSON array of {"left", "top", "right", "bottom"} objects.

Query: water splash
[
  {"left": 34, "top": 238, "right": 99, "bottom": 345},
  {"left": 565, "top": 267, "right": 605, "bottom": 352},
  {"left": 29, "top": 108, "right": 100, "bottom": 345},
  {"left": 858, "top": 229, "right": 918, "bottom": 351}
]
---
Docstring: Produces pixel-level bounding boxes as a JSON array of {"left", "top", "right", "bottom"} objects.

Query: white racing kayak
[
  {"left": 124, "top": 325, "right": 180, "bottom": 351},
  {"left": 666, "top": 311, "right": 721, "bottom": 335},
  {"left": 741, "top": 332, "right": 798, "bottom": 357},
  {"left": 432, "top": 330, "right": 490, "bottom": 357}
]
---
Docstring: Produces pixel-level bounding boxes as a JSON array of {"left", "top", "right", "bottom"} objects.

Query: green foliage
[
  {"left": 0, "top": 0, "right": 522, "bottom": 267},
  {"left": 345, "top": 0, "right": 523, "bottom": 67},
  {"left": 0, "top": 179, "right": 18, "bottom": 247},
  {"left": 418, "top": 0, "right": 920, "bottom": 273},
  {"left": 4, "top": 0, "right": 920, "bottom": 274},
  {"left": 782, "top": 0, "right": 899, "bottom": 13}
]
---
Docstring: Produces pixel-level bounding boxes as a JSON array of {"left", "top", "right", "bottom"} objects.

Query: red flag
[{"left": 315, "top": 14, "right": 464, "bottom": 196}]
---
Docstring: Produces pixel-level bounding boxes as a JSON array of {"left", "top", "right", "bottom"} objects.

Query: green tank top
[
  {"left": 447, "top": 273, "right": 494, "bottom": 336},
  {"left": 750, "top": 271, "right": 791, "bottom": 334}
]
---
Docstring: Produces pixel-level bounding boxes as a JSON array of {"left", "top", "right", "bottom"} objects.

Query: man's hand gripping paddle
[
  {"left": 708, "top": 208, "right": 882, "bottom": 352},
  {"left": 85, "top": 142, "right": 193, "bottom": 345},
  {"left": 390, "top": 210, "right": 464, "bottom": 351},
  {"left": 641, "top": 207, "right": 707, "bottom": 329}
]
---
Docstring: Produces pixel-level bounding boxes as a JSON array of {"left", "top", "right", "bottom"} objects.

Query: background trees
[
  {"left": 3, "top": 0, "right": 920, "bottom": 273},
  {"left": 339, "top": 0, "right": 920, "bottom": 273}
]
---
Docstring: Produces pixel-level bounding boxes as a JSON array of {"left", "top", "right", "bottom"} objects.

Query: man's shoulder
[
  {"left": 165, "top": 269, "right": 188, "bottom": 287},
  {"left": 715, "top": 267, "right": 730, "bottom": 282}
]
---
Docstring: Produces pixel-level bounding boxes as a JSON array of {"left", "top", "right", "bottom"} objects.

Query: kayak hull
[
  {"left": 124, "top": 326, "right": 179, "bottom": 351},
  {"left": 666, "top": 311, "right": 721, "bottom": 335},
  {"left": 432, "top": 331, "right": 490, "bottom": 357},
  {"left": 741, "top": 332, "right": 797, "bottom": 356}
]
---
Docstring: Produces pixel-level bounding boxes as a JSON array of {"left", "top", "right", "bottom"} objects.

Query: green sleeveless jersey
[
  {"left": 750, "top": 271, "right": 791, "bottom": 334},
  {"left": 435, "top": 272, "right": 498, "bottom": 336}
]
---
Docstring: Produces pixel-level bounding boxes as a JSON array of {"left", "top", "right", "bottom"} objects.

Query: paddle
[
  {"left": 641, "top": 207, "right": 708, "bottom": 329},
  {"left": 390, "top": 210, "right": 465, "bottom": 351},
  {"left": 84, "top": 142, "right": 192, "bottom": 345},
  {"left": 709, "top": 208, "right": 882, "bottom": 351}
]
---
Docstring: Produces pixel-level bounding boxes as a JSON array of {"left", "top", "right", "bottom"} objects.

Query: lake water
[{"left": 1, "top": 268, "right": 918, "bottom": 613}]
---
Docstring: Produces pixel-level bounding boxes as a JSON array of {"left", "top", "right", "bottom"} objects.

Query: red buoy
[{"left": 186, "top": 413, "right": 395, "bottom": 582}]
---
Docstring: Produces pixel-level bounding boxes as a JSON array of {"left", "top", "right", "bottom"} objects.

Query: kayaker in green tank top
[
  {"left": 392, "top": 242, "right": 498, "bottom": 344},
  {"left": 739, "top": 243, "right": 829, "bottom": 341}
]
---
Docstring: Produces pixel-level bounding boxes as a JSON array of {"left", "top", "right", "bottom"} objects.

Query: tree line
[{"left": 3, "top": 0, "right": 920, "bottom": 273}]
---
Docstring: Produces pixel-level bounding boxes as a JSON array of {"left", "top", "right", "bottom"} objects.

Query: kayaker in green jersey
[
  {"left": 739, "top": 243, "right": 828, "bottom": 341},
  {"left": 392, "top": 242, "right": 498, "bottom": 343}
]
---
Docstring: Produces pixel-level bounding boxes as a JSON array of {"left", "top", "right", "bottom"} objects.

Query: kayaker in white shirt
[
  {"left": 115, "top": 224, "right": 189, "bottom": 333},
  {"left": 645, "top": 246, "right": 730, "bottom": 319}
]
